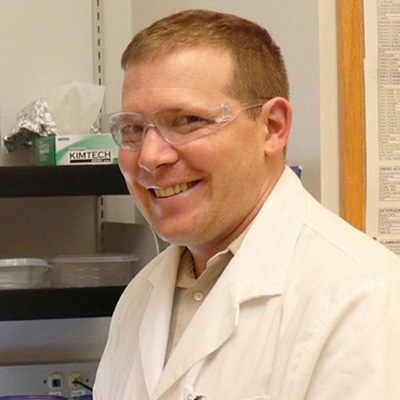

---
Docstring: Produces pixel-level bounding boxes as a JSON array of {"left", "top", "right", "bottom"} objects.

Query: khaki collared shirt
[{"left": 165, "top": 227, "right": 250, "bottom": 360}]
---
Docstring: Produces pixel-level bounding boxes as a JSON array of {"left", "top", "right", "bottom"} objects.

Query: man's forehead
[{"left": 122, "top": 47, "right": 234, "bottom": 108}]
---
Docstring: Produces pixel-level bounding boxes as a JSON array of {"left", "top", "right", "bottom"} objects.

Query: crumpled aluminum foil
[
  {"left": 3, "top": 98, "right": 57, "bottom": 152},
  {"left": 3, "top": 98, "right": 100, "bottom": 152}
]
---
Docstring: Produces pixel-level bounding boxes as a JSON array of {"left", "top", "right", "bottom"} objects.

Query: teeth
[
  {"left": 154, "top": 182, "right": 192, "bottom": 198},
  {"left": 165, "top": 187, "right": 174, "bottom": 197}
]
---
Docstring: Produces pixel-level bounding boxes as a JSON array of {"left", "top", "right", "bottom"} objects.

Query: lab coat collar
[{"left": 234, "top": 166, "right": 305, "bottom": 302}]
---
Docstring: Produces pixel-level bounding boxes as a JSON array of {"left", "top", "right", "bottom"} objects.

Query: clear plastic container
[
  {"left": 0, "top": 258, "right": 51, "bottom": 289},
  {"left": 48, "top": 253, "right": 138, "bottom": 288}
]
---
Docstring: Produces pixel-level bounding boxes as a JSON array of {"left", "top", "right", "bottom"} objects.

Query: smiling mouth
[{"left": 152, "top": 182, "right": 197, "bottom": 198}]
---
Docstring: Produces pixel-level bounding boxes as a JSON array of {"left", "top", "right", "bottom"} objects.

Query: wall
[{"left": 319, "top": 1, "right": 339, "bottom": 214}]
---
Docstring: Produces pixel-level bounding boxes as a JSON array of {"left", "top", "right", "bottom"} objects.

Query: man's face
[{"left": 119, "top": 46, "right": 282, "bottom": 253}]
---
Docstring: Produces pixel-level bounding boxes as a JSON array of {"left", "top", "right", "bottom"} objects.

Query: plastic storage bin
[
  {"left": 0, "top": 258, "right": 51, "bottom": 289},
  {"left": 48, "top": 253, "right": 138, "bottom": 288}
]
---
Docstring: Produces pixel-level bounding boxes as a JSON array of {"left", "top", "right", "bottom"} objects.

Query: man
[{"left": 94, "top": 9, "right": 400, "bottom": 400}]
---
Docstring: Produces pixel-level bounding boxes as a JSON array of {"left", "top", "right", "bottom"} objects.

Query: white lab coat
[{"left": 94, "top": 167, "right": 400, "bottom": 400}]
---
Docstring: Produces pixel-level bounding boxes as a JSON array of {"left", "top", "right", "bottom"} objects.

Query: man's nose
[{"left": 137, "top": 125, "right": 179, "bottom": 174}]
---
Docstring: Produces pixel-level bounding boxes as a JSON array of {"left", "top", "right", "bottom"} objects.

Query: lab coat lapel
[
  {"left": 152, "top": 260, "right": 238, "bottom": 400},
  {"left": 139, "top": 245, "right": 183, "bottom": 397}
]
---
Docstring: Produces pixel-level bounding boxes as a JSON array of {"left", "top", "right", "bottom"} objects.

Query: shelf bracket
[
  {"left": 92, "top": 0, "right": 105, "bottom": 130},
  {"left": 97, "top": 196, "right": 106, "bottom": 252}
]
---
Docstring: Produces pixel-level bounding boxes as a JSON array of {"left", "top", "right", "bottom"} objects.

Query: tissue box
[{"left": 36, "top": 134, "right": 119, "bottom": 166}]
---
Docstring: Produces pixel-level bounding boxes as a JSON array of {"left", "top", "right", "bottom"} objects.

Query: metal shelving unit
[
  {"left": 0, "top": 286, "right": 124, "bottom": 321},
  {"left": 0, "top": 164, "right": 128, "bottom": 197},
  {"left": 0, "top": 165, "right": 129, "bottom": 321}
]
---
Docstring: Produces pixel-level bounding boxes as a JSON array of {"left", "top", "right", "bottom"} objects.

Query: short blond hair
[{"left": 121, "top": 9, "right": 289, "bottom": 102}]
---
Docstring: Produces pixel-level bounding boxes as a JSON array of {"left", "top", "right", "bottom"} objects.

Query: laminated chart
[{"left": 365, "top": 0, "right": 400, "bottom": 255}]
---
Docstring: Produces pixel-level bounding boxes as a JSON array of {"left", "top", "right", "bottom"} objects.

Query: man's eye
[
  {"left": 119, "top": 123, "right": 143, "bottom": 147},
  {"left": 173, "top": 115, "right": 210, "bottom": 133},
  {"left": 181, "top": 116, "right": 205, "bottom": 124},
  {"left": 121, "top": 123, "right": 143, "bottom": 134}
]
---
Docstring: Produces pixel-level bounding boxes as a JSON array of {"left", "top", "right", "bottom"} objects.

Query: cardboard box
[{"left": 36, "top": 134, "right": 119, "bottom": 166}]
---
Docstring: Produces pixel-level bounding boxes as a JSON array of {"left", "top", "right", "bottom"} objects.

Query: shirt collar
[{"left": 176, "top": 221, "right": 254, "bottom": 289}]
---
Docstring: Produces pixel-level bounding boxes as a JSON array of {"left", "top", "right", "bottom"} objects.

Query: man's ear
[{"left": 260, "top": 97, "right": 292, "bottom": 156}]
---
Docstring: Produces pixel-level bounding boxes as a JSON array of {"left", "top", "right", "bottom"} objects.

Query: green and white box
[
  {"left": 36, "top": 134, "right": 119, "bottom": 166},
  {"left": 56, "top": 134, "right": 119, "bottom": 165}
]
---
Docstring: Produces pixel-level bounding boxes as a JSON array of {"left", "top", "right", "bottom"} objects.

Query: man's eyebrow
[{"left": 157, "top": 103, "right": 208, "bottom": 113}]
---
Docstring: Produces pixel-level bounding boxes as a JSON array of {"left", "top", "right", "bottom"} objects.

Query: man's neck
[
  {"left": 188, "top": 202, "right": 261, "bottom": 277},
  {"left": 187, "top": 164, "right": 285, "bottom": 277}
]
